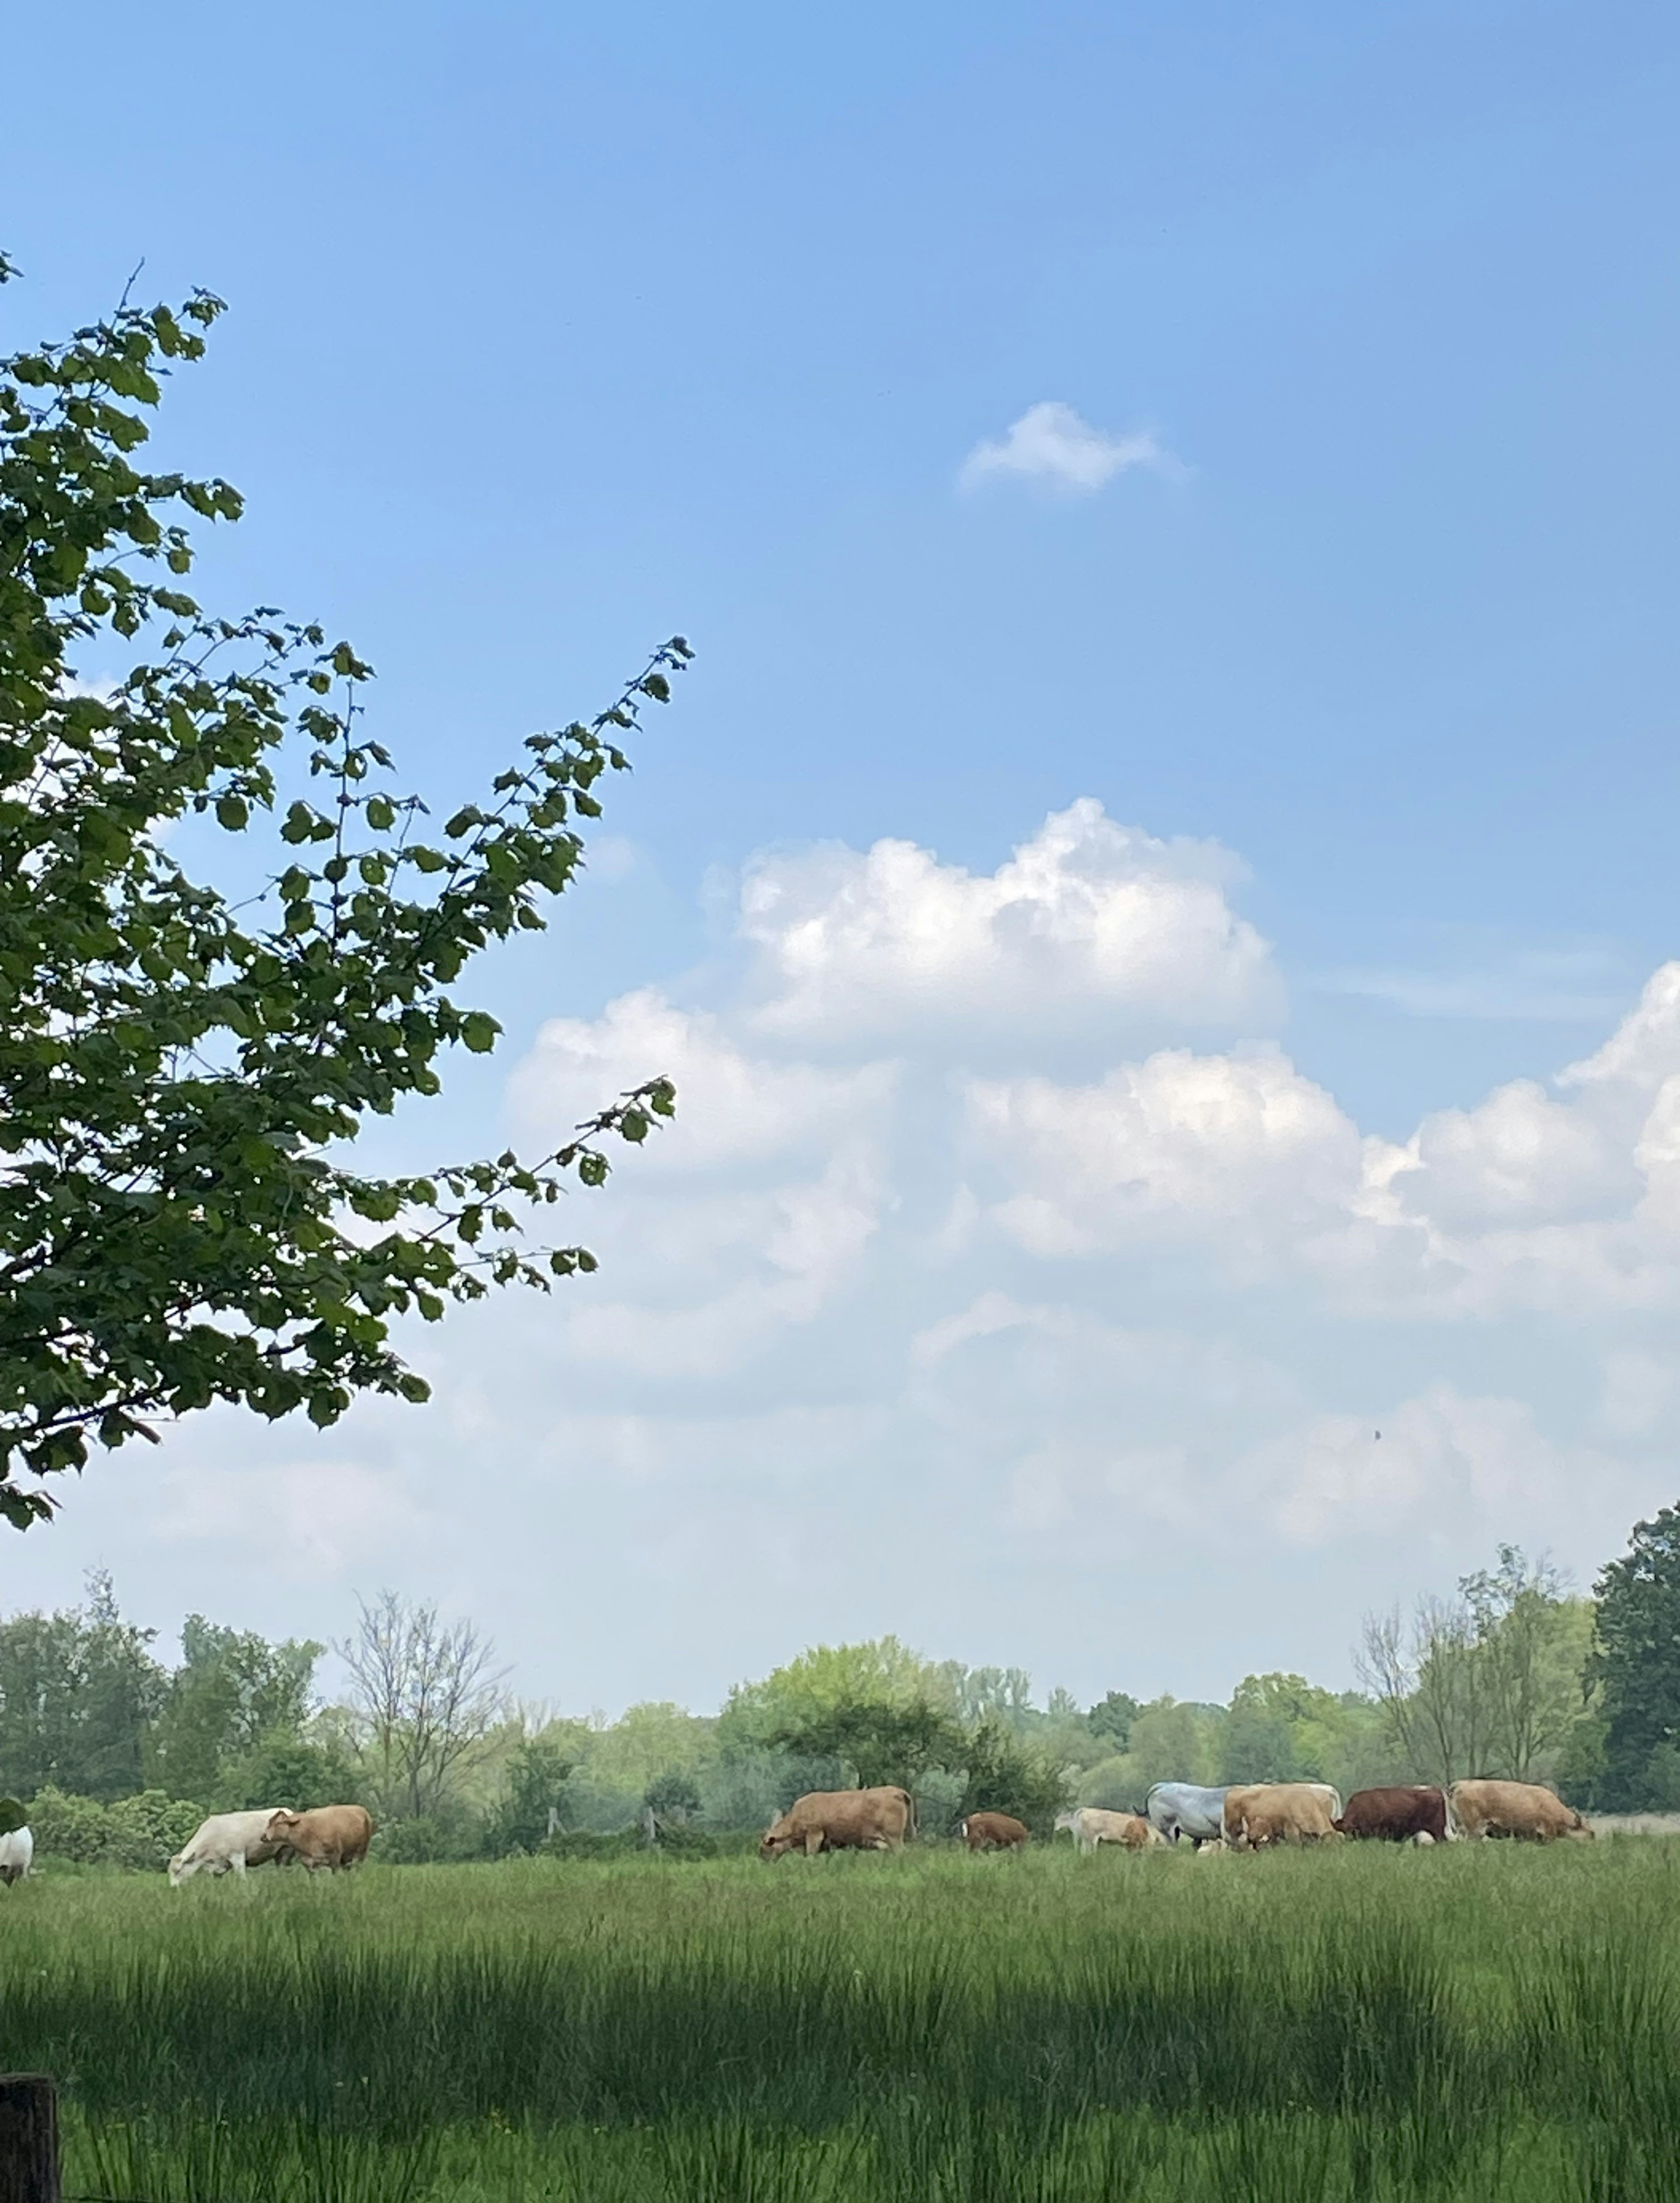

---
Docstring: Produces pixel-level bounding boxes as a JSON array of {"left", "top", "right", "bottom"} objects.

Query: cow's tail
[{"left": 904, "top": 1788, "right": 917, "bottom": 1843}]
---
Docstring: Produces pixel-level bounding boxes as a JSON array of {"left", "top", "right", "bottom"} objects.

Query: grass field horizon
[{"left": 4, "top": 1841, "right": 1677, "bottom": 2200}]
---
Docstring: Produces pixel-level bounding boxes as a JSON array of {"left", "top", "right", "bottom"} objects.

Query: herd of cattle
[
  {"left": 0, "top": 1804, "right": 374, "bottom": 1886},
  {"left": 758, "top": 1777, "right": 1595, "bottom": 1858},
  {"left": 0, "top": 1779, "right": 1597, "bottom": 1885}
]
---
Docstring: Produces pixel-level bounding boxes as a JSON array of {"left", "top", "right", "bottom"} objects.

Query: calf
[{"left": 960, "top": 1811, "right": 1029, "bottom": 1851}]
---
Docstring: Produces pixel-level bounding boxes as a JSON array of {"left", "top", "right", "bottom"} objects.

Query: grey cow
[{"left": 1145, "top": 1782, "right": 1230, "bottom": 1847}]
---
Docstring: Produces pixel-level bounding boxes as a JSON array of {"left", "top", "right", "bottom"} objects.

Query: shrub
[
  {"left": 26, "top": 1786, "right": 111, "bottom": 1864},
  {"left": 26, "top": 1786, "right": 205, "bottom": 1869},
  {"left": 102, "top": 1791, "right": 207, "bottom": 1871}
]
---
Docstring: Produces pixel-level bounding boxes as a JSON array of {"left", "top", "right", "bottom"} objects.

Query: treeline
[{"left": 4, "top": 1505, "right": 1679, "bottom": 1866}]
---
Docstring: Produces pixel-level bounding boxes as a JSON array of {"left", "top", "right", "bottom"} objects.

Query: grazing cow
[
  {"left": 1334, "top": 1786, "right": 1449, "bottom": 1845},
  {"left": 760, "top": 1787, "right": 915, "bottom": 1860},
  {"left": 168, "top": 1809, "right": 291, "bottom": 1884},
  {"left": 0, "top": 1827, "right": 32, "bottom": 1885},
  {"left": 264, "top": 1804, "right": 374, "bottom": 1871},
  {"left": 1054, "top": 1807, "right": 1165, "bottom": 1854},
  {"left": 1448, "top": 1780, "right": 1593, "bottom": 1843},
  {"left": 961, "top": 1811, "right": 1029, "bottom": 1851},
  {"left": 1223, "top": 1783, "right": 1340, "bottom": 1849},
  {"left": 1145, "top": 1782, "right": 1229, "bottom": 1847}
]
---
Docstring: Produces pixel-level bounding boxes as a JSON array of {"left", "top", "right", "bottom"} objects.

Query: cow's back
[
  {"left": 1228, "top": 1783, "right": 1338, "bottom": 1847},
  {"left": 1338, "top": 1787, "right": 1447, "bottom": 1843},
  {"left": 772, "top": 1787, "right": 911, "bottom": 1853},
  {"left": 1450, "top": 1779, "right": 1586, "bottom": 1841},
  {"left": 963, "top": 1811, "right": 1029, "bottom": 1850},
  {"left": 284, "top": 1804, "right": 374, "bottom": 1867},
  {"left": 1146, "top": 1783, "right": 1228, "bottom": 1842},
  {"left": 185, "top": 1810, "right": 287, "bottom": 1862}
]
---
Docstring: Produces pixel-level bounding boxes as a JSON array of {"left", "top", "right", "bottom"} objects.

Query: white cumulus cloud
[
  {"left": 739, "top": 800, "right": 1277, "bottom": 1043},
  {"left": 959, "top": 401, "right": 1169, "bottom": 494}
]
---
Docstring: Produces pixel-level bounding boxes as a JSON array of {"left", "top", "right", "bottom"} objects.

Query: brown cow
[
  {"left": 264, "top": 1804, "right": 374, "bottom": 1871},
  {"left": 759, "top": 1787, "right": 914, "bottom": 1860},
  {"left": 961, "top": 1811, "right": 1029, "bottom": 1852},
  {"left": 1448, "top": 1780, "right": 1592, "bottom": 1843},
  {"left": 1334, "top": 1786, "right": 1449, "bottom": 1845},
  {"left": 1224, "top": 1783, "right": 1340, "bottom": 1849}
]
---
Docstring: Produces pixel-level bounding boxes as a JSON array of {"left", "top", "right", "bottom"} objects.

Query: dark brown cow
[
  {"left": 961, "top": 1811, "right": 1029, "bottom": 1851},
  {"left": 1334, "top": 1786, "right": 1448, "bottom": 1844}
]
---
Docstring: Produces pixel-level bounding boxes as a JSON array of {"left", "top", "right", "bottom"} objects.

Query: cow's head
[
  {"left": 758, "top": 1826, "right": 794, "bottom": 1862},
  {"left": 1053, "top": 1811, "right": 1078, "bottom": 1834},
  {"left": 1565, "top": 1811, "right": 1595, "bottom": 1840},
  {"left": 167, "top": 1851, "right": 196, "bottom": 1885},
  {"left": 263, "top": 1809, "right": 301, "bottom": 1842}
]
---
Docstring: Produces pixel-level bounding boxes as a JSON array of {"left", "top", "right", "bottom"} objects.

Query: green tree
[
  {"left": 1360, "top": 1547, "right": 1596, "bottom": 1787},
  {"left": 725, "top": 1638, "right": 963, "bottom": 1792},
  {"left": 1592, "top": 1504, "right": 1680, "bottom": 1810},
  {"left": 0, "top": 1570, "right": 164, "bottom": 1798},
  {"left": 148, "top": 1615, "right": 322, "bottom": 1801},
  {"left": 1087, "top": 1691, "right": 1140, "bottom": 1753},
  {"left": 956, "top": 1717, "right": 1071, "bottom": 1836},
  {"left": 483, "top": 1735, "right": 576, "bottom": 1856},
  {"left": 0, "top": 261, "right": 683, "bottom": 1525},
  {"left": 216, "top": 1728, "right": 362, "bottom": 1814},
  {"left": 1122, "top": 1698, "right": 1221, "bottom": 1790}
]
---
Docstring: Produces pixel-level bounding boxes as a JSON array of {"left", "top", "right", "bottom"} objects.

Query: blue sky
[{"left": 7, "top": 1, "right": 1680, "bottom": 1712}]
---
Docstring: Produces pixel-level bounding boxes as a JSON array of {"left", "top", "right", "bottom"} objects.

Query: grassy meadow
[{"left": 3, "top": 1839, "right": 1678, "bottom": 2202}]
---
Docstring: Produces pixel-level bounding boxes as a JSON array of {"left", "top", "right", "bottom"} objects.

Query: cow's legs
[{"left": 804, "top": 1829, "right": 823, "bottom": 1856}]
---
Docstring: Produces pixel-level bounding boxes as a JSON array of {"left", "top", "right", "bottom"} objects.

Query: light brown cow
[
  {"left": 264, "top": 1804, "right": 374, "bottom": 1871},
  {"left": 1223, "top": 1783, "right": 1340, "bottom": 1849},
  {"left": 759, "top": 1787, "right": 914, "bottom": 1860},
  {"left": 1054, "top": 1808, "right": 1165, "bottom": 1853},
  {"left": 961, "top": 1811, "right": 1030, "bottom": 1852},
  {"left": 1448, "top": 1780, "right": 1593, "bottom": 1843}
]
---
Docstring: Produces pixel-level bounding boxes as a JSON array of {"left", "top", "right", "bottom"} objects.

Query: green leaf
[{"left": 460, "top": 1011, "right": 500, "bottom": 1054}]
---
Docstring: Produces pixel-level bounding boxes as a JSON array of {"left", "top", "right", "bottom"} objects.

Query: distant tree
[
  {"left": 1592, "top": 1504, "right": 1680, "bottom": 1810},
  {"left": 723, "top": 1637, "right": 964, "bottom": 1788},
  {"left": 956, "top": 1717, "right": 1071, "bottom": 1837},
  {"left": 763, "top": 1697, "right": 964, "bottom": 1793},
  {"left": 938, "top": 1664, "right": 1035, "bottom": 1730},
  {"left": 148, "top": 1615, "right": 321, "bottom": 1801},
  {"left": 1124, "top": 1697, "right": 1220, "bottom": 1790},
  {"left": 0, "top": 1570, "right": 164, "bottom": 1798},
  {"left": 644, "top": 1769, "right": 703, "bottom": 1824},
  {"left": 483, "top": 1735, "right": 575, "bottom": 1855},
  {"left": 0, "top": 259, "right": 682, "bottom": 1528},
  {"left": 340, "top": 1590, "right": 506, "bottom": 1819},
  {"left": 1087, "top": 1691, "right": 1141, "bottom": 1753},
  {"left": 216, "top": 1728, "right": 362, "bottom": 1814},
  {"left": 1360, "top": 1547, "right": 1595, "bottom": 1786}
]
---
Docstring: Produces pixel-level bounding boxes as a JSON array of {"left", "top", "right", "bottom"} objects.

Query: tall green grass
[{"left": 3, "top": 1842, "right": 1677, "bottom": 2200}]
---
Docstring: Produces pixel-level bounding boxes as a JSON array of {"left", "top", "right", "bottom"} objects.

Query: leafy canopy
[
  {"left": 1592, "top": 1503, "right": 1680, "bottom": 1810},
  {"left": 0, "top": 257, "right": 686, "bottom": 1523}
]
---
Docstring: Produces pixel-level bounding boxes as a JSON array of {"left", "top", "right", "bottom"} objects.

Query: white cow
[
  {"left": 1054, "top": 1807, "right": 1164, "bottom": 1854},
  {"left": 0, "top": 1827, "right": 32, "bottom": 1885},
  {"left": 168, "top": 1809, "right": 291, "bottom": 1884}
]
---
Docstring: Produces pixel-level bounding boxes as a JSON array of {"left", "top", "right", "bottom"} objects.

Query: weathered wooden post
[{"left": 0, "top": 2076, "right": 59, "bottom": 2203}]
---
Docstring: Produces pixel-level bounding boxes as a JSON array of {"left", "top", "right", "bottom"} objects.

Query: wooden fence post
[{"left": 0, "top": 2076, "right": 59, "bottom": 2203}]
